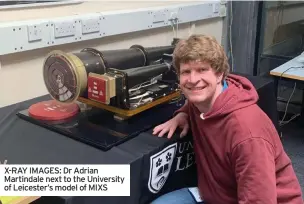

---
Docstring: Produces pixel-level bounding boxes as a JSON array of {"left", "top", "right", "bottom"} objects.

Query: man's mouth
[{"left": 187, "top": 86, "right": 206, "bottom": 91}]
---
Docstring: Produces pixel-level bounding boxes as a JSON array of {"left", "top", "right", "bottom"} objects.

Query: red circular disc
[{"left": 28, "top": 100, "right": 79, "bottom": 121}]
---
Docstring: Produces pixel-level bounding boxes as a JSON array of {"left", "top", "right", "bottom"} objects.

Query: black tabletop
[
  {"left": 0, "top": 95, "right": 196, "bottom": 204},
  {"left": 0, "top": 95, "right": 175, "bottom": 165}
]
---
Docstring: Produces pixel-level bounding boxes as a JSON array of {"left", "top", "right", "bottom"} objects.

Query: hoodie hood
[{"left": 199, "top": 74, "right": 259, "bottom": 119}]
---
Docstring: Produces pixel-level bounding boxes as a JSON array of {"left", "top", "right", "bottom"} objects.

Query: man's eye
[{"left": 199, "top": 68, "right": 207, "bottom": 72}]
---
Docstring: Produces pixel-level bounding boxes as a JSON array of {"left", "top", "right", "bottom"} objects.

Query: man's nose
[{"left": 188, "top": 71, "right": 199, "bottom": 83}]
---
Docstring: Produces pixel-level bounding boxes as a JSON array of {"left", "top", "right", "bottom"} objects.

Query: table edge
[{"left": 270, "top": 71, "right": 304, "bottom": 81}]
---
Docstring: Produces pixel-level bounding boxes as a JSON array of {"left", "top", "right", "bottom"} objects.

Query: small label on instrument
[{"left": 88, "top": 75, "right": 107, "bottom": 103}]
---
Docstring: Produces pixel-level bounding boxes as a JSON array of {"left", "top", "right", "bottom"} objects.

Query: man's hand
[{"left": 153, "top": 112, "right": 189, "bottom": 138}]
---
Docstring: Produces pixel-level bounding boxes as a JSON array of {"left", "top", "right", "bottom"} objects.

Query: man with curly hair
[{"left": 152, "top": 34, "right": 303, "bottom": 204}]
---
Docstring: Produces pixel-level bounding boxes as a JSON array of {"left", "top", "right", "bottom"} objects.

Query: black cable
[
  {"left": 278, "top": 65, "right": 304, "bottom": 94},
  {"left": 277, "top": 66, "right": 304, "bottom": 125}
]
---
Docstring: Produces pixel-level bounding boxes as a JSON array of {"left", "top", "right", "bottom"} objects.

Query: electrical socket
[
  {"left": 81, "top": 18, "right": 100, "bottom": 34},
  {"left": 27, "top": 24, "right": 43, "bottom": 42},
  {"left": 54, "top": 21, "right": 76, "bottom": 38},
  {"left": 213, "top": 3, "right": 220, "bottom": 14},
  {"left": 153, "top": 10, "right": 166, "bottom": 23}
]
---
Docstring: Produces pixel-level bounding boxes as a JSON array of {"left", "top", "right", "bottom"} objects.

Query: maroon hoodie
[{"left": 176, "top": 74, "right": 303, "bottom": 204}]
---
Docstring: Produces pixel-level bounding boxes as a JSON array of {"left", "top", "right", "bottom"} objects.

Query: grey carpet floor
[{"left": 280, "top": 120, "right": 304, "bottom": 192}]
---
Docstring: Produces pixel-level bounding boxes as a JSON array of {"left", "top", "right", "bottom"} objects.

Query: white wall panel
[{"left": 0, "top": 1, "right": 226, "bottom": 56}]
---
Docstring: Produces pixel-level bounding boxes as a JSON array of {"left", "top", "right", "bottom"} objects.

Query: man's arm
[{"left": 231, "top": 137, "right": 277, "bottom": 204}]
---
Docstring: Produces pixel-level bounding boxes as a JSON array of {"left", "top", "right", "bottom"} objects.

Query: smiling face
[
  {"left": 179, "top": 60, "right": 223, "bottom": 112},
  {"left": 173, "top": 35, "right": 230, "bottom": 112}
]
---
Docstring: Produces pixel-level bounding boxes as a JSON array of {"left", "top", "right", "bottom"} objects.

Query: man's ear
[{"left": 216, "top": 72, "right": 224, "bottom": 84}]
